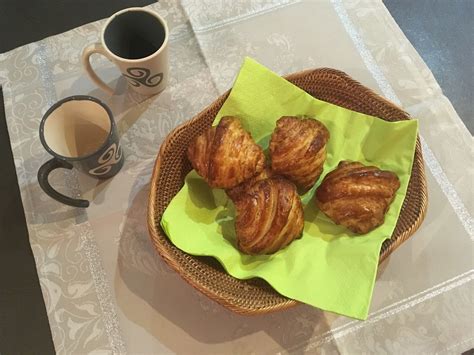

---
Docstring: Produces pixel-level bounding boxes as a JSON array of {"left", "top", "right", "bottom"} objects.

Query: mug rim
[
  {"left": 100, "top": 7, "right": 169, "bottom": 63},
  {"left": 39, "top": 95, "right": 116, "bottom": 162}
]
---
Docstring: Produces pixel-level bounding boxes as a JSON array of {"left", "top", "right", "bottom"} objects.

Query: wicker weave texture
[{"left": 147, "top": 68, "right": 428, "bottom": 315}]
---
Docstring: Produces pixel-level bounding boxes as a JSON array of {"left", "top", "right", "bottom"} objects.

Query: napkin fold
[{"left": 161, "top": 58, "right": 418, "bottom": 319}]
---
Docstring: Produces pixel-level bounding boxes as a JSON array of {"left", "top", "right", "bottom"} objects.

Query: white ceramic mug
[{"left": 82, "top": 7, "right": 169, "bottom": 96}]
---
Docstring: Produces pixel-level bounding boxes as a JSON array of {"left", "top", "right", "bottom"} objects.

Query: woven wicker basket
[{"left": 147, "top": 68, "right": 428, "bottom": 315}]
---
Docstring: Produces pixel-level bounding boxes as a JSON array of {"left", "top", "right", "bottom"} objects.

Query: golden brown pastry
[
  {"left": 187, "top": 116, "right": 265, "bottom": 189},
  {"left": 231, "top": 177, "right": 304, "bottom": 255},
  {"left": 315, "top": 161, "right": 400, "bottom": 234},
  {"left": 226, "top": 166, "right": 273, "bottom": 201},
  {"left": 269, "top": 116, "right": 330, "bottom": 191}
]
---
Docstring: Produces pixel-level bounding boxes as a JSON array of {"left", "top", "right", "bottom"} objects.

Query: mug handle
[
  {"left": 38, "top": 158, "right": 89, "bottom": 208},
  {"left": 82, "top": 43, "right": 115, "bottom": 95}
]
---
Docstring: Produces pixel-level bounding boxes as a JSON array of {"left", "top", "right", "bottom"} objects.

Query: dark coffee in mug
[
  {"left": 104, "top": 10, "right": 166, "bottom": 60},
  {"left": 83, "top": 7, "right": 169, "bottom": 96}
]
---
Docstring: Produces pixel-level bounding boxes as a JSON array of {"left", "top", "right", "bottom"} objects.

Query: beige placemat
[{"left": 0, "top": 0, "right": 472, "bottom": 353}]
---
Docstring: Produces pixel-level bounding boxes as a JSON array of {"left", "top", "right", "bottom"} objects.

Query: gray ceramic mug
[{"left": 38, "top": 95, "right": 124, "bottom": 208}]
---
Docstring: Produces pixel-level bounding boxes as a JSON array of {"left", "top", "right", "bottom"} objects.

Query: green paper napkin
[{"left": 161, "top": 58, "right": 418, "bottom": 319}]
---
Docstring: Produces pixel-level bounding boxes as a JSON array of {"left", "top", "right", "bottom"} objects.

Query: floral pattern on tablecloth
[{"left": 0, "top": 0, "right": 472, "bottom": 353}]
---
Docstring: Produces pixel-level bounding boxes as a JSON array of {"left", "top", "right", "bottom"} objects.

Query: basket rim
[{"left": 147, "top": 67, "right": 428, "bottom": 315}]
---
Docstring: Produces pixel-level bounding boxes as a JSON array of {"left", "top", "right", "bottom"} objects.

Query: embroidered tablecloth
[{"left": 0, "top": 0, "right": 472, "bottom": 353}]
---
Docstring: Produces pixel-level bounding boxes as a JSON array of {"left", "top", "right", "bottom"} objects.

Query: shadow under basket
[{"left": 147, "top": 68, "right": 428, "bottom": 315}]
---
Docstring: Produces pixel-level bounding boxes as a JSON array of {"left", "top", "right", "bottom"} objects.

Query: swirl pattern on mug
[
  {"left": 89, "top": 143, "right": 122, "bottom": 176},
  {"left": 123, "top": 67, "right": 163, "bottom": 88}
]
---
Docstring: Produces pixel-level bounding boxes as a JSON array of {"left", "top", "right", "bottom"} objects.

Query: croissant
[
  {"left": 315, "top": 161, "right": 400, "bottom": 234},
  {"left": 270, "top": 116, "right": 330, "bottom": 191},
  {"left": 187, "top": 116, "right": 265, "bottom": 189},
  {"left": 226, "top": 166, "right": 273, "bottom": 201},
  {"left": 231, "top": 177, "right": 304, "bottom": 255}
]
